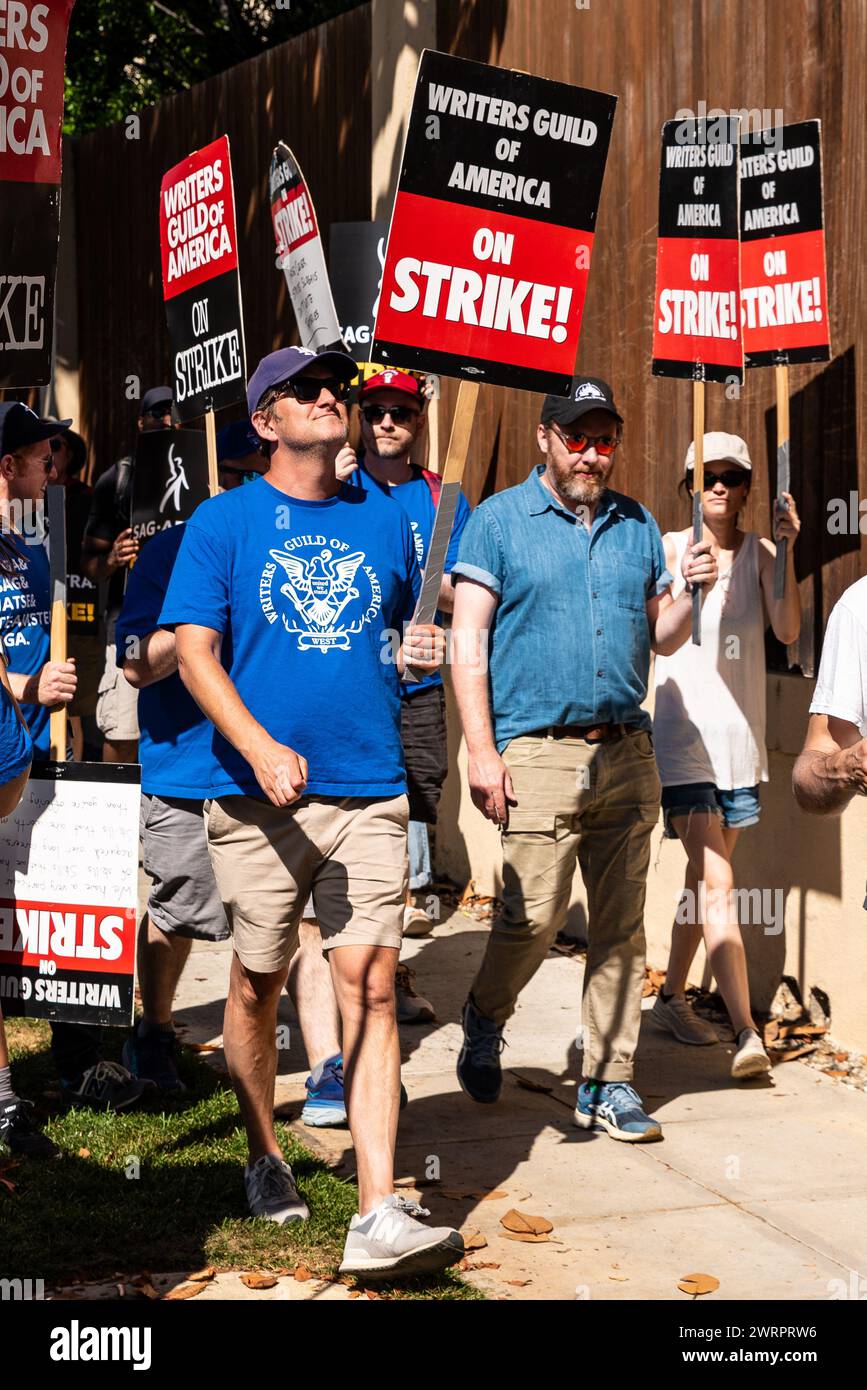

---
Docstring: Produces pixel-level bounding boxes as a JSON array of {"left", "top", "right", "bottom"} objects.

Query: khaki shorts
[
  {"left": 96, "top": 615, "right": 140, "bottom": 741},
  {"left": 205, "top": 793, "right": 409, "bottom": 973}
]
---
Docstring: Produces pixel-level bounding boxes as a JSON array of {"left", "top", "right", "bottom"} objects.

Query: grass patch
[{"left": 1, "top": 1018, "right": 481, "bottom": 1300}]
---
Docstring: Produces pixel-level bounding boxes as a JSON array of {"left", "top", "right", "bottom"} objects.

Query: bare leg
[
  {"left": 285, "top": 919, "right": 342, "bottom": 1070},
  {"left": 666, "top": 814, "right": 754, "bottom": 1034},
  {"left": 70, "top": 716, "right": 84, "bottom": 762},
  {"left": 103, "top": 739, "right": 137, "bottom": 764},
  {"left": 136, "top": 914, "right": 192, "bottom": 1027},
  {"left": 328, "top": 944, "right": 400, "bottom": 1214},
  {"left": 223, "top": 953, "right": 287, "bottom": 1161},
  {"left": 0, "top": 1012, "right": 8, "bottom": 1070}
]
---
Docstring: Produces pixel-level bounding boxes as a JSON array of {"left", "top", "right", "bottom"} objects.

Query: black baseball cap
[
  {"left": 139, "top": 386, "right": 173, "bottom": 417},
  {"left": 217, "top": 419, "right": 259, "bottom": 463},
  {"left": 246, "top": 346, "right": 358, "bottom": 417},
  {"left": 541, "top": 376, "right": 623, "bottom": 428},
  {"left": 0, "top": 401, "right": 72, "bottom": 457}
]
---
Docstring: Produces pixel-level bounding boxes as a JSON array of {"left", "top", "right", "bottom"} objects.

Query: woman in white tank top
[{"left": 651, "top": 433, "right": 801, "bottom": 1079}]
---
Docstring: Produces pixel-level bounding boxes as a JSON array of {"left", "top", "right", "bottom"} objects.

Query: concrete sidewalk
[{"left": 172, "top": 905, "right": 867, "bottom": 1302}]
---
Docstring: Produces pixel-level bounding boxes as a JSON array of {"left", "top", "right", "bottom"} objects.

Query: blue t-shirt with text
[
  {"left": 350, "top": 458, "right": 471, "bottom": 695},
  {"left": 0, "top": 652, "right": 33, "bottom": 785},
  {"left": 159, "top": 476, "right": 421, "bottom": 798},
  {"left": 0, "top": 536, "right": 50, "bottom": 759},
  {"left": 115, "top": 523, "right": 215, "bottom": 800}
]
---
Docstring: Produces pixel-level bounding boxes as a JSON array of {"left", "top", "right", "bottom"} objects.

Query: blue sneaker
[
  {"left": 574, "top": 1081, "right": 662, "bottom": 1142},
  {"left": 301, "top": 1054, "right": 408, "bottom": 1127},
  {"left": 302, "top": 1053, "right": 347, "bottom": 1127},
  {"left": 122, "top": 1022, "right": 187, "bottom": 1095},
  {"left": 456, "top": 999, "right": 505, "bottom": 1104}
]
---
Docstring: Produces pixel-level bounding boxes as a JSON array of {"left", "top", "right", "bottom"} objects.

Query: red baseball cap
[{"left": 360, "top": 369, "right": 424, "bottom": 400}]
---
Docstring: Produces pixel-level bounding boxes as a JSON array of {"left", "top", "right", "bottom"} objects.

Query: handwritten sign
[{"left": 0, "top": 763, "right": 140, "bottom": 1025}]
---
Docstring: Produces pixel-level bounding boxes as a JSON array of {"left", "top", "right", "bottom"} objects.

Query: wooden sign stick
[
  {"left": 204, "top": 407, "right": 219, "bottom": 497},
  {"left": 691, "top": 380, "right": 705, "bottom": 645},
  {"left": 47, "top": 484, "right": 68, "bottom": 761},
  {"left": 404, "top": 378, "right": 479, "bottom": 682},
  {"left": 773, "top": 363, "right": 791, "bottom": 600}
]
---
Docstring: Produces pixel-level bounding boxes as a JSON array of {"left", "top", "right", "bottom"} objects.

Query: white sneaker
[
  {"left": 403, "top": 903, "right": 434, "bottom": 938},
  {"left": 731, "top": 1028, "right": 772, "bottom": 1079},
  {"left": 652, "top": 992, "right": 719, "bottom": 1045},
  {"left": 338, "top": 1195, "right": 464, "bottom": 1278},
  {"left": 245, "top": 1154, "right": 309, "bottom": 1224}
]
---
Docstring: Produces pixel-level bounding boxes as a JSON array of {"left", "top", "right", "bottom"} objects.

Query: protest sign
[
  {"left": 159, "top": 135, "right": 247, "bottom": 447},
  {"left": 329, "top": 220, "right": 388, "bottom": 359},
  {"left": 741, "top": 120, "right": 828, "bottom": 595},
  {"left": 741, "top": 120, "right": 829, "bottom": 368},
  {"left": 652, "top": 116, "right": 743, "bottom": 643},
  {"left": 47, "top": 483, "right": 66, "bottom": 757},
  {"left": 130, "top": 428, "right": 210, "bottom": 547},
  {"left": 652, "top": 117, "right": 744, "bottom": 385},
  {"left": 0, "top": 762, "right": 140, "bottom": 1025},
  {"left": 0, "top": 0, "right": 75, "bottom": 388},
  {"left": 66, "top": 570, "right": 98, "bottom": 634},
  {"left": 270, "top": 141, "right": 345, "bottom": 353},
  {"left": 372, "top": 49, "right": 616, "bottom": 395}
]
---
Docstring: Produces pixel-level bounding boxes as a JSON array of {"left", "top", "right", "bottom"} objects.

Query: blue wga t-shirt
[
  {"left": 115, "top": 523, "right": 215, "bottom": 800},
  {"left": 0, "top": 650, "right": 32, "bottom": 785},
  {"left": 0, "top": 535, "right": 50, "bottom": 759},
  {"left": 350, "top": 458, "right": 471, "bottom": 696},
  {"left": 159, "top": 476, "right": 421, "bottom": 799}
]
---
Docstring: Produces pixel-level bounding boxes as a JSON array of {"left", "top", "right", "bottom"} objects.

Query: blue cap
[
  {"left": 246, "top": 346, "right": 358, "bottom": 417},
  {"left": 139, "top": 386, "right": 173, "bottom": 417},
  {"left": 0, "top": 401, "right": 71, "bottom": 456},
  {"left": 217, "top": 419, "right": 259, "bottom": 463}
]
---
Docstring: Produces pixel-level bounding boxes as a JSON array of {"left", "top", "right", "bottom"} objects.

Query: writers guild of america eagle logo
[{"left": 260, "top": 541, "right": 382, "bottom": 652}]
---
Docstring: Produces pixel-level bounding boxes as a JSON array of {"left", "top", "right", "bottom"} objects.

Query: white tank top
[{"left": 652, "top": 530, "right": 768, "bottom": 790}]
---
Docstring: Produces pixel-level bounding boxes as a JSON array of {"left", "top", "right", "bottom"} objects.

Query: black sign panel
[
  {"left": 130, "top": 429, "right": 210, "bottom": 546},
  {"left": 372, "top": 50, "right": 616, "bottom": 393},
  {"left": 329, "top": 220, "right": 389, "bottom": 356}
]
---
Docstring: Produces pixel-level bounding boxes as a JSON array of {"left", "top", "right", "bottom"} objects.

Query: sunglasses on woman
[
  {"left": 360, "top": 403, "right": 420, "bottom": 426},
  {"left": 687, "top": 468, "right": 748, "bottom": 490}
]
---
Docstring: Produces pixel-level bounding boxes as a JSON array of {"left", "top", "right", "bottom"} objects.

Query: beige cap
[{"left": 684, "top": 431, "right": 752, "bottom": 475}]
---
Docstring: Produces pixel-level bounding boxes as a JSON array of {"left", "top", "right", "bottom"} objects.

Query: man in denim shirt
[{"left": 451, "top": 377, "right": 717, "bottom": 1142}]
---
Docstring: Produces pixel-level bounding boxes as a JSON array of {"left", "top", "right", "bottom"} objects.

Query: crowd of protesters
[{"left": 1, "top": 344, "right": 864, "bottom": 1279}]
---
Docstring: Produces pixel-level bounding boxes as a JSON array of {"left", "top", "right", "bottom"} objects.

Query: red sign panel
[
  {"left": 159, "top": 135, "right": 239, "bottom": 300},
  {"left": 0, "top": 0, "right": 74, "bottom": 184}
]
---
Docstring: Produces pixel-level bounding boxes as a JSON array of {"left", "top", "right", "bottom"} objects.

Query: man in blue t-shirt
[
  {"left": 115, "top": 522, "right": 230, "bottom": 1095},
  {"left": 160, "top": 347, "right": 463, "bottom": 1280}
]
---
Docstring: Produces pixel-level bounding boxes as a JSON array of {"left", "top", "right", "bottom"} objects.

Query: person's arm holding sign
[
  {"left": 759, "top": 492, "right": 801, "bottom": 645},
  {"left": 648, "top": 532, "right": 718, "bottom": 655},
  {"left": 793, "top": 594, "right": 865, "bottom": 815}
]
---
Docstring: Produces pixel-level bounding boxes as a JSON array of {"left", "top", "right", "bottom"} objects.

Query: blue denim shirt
[{"left": 452, "top": 465, "right": 672, "bottom": 750}]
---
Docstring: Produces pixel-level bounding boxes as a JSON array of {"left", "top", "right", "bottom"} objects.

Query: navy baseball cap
[
  {"left": 246, "top": 346, "right": 358, "bottom": 417},
  {"left": 139, "top": 386, "right": 173, "bottom": 417},
  {"left": 217, "top": 419, "right": 259, "bottom": 463},
  {"left": 541, "top": 376, "right": 623, "bottom": 428},
  {"left": 0, "top": 401, "right": 72, "bottom": 457}
]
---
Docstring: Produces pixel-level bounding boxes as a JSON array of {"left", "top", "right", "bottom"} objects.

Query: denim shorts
[{"left": 661, "top": 782, "right": 761, "bottom": 839}]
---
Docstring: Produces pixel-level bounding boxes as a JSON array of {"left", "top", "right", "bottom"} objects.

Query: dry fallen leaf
[
  {"left": 505, "top": 1279, "right": 531, "bottom": 1286},
  {"left": 163, "top": 1282, "right": 205, "bottom": 1301},
  {"left": 137, "top": 1281, "right": 160, "bottom": 1300},
  {"left": 480, "top": 1190, "right": 508, "bottom": 1202},
  {"left": 608, "top": 1274, "right": 629, "bottom": 1282},
  {"left": 821, "top": 1068, "right": 849, "bottom": 1079},
  {"left": 442, "top": 1188, "right": 508, "bottom": 1201},
  {"left": 500, "top": 1209, "right": 554, "bottom": 1236},
  {"left": 78, "top": 1147, "right": 90, "bottom": 1158},
  {"left": 365, "top": 1289, "right": 381, "bottom": 1300},
  {"left": 240, "top": 1273, "right": 277, "bottom": 1290},
  {"left": 771, "top": 1043, "right": 818, "bottom": 1064},
  {"left": 461, "top": 1228, "right": 488, "bottom": 1251},
  {"left": 348, "top": 1290, "right": 361, "bottom": 1298},
  {"left": 461, "top": 1260, "right": 501, "bottom": 1271},
  {"left": 186, "top": 1266, "right": 216, "bottom": 1283},
  {"left": 501, "top": 1231, "right": 550, "bottom": 1243},
  {"left": 293, "top": 1265, "right": 314, "bottom": 1282},
  {"left": 834, "top": 1051, "right": 849, "bottom": 1062},
  {"left": 678, "top": 1273, "right": 720, "bottom": 1297}
]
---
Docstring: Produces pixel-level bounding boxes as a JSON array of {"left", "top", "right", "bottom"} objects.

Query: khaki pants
[{"left": 471, "top": 730, "right": 661, "bottom": 1082}]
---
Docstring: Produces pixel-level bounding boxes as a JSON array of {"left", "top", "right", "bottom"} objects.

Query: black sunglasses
[
  {"left": 687, "top": 467, "right": 749, "bottom": 490},
  {"left": 143, "top": 405, "right": 172, "bottom": 420},
  {"left": 280, "top": 376, "right": 350, "bottom": 404},
  {"left": 361, "top": 403, "right": 420, "bottom": 426}
]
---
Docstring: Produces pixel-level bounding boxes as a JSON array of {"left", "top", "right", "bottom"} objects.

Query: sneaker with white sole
[
  {"left": 395, "top": 963, "right": 435, "bottom": 1024},
  {"left": 338, "top": 1195, "right": 464, "bottom": 1279},
  {"left": 574, "top": 1081, "right": 663, "bottom": 1142},
  {"left": 731, "top": 1027, "right": 772, "bottom": 1079},
  {"left": 652, "top": 992, "right": 719, "bottom": 1045},
  {"left": 403, "top": 903, "right": 434, "bottom": 938},
  {"left": 245, "top": 1153, "right": 309, "bottom": 1224}
]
